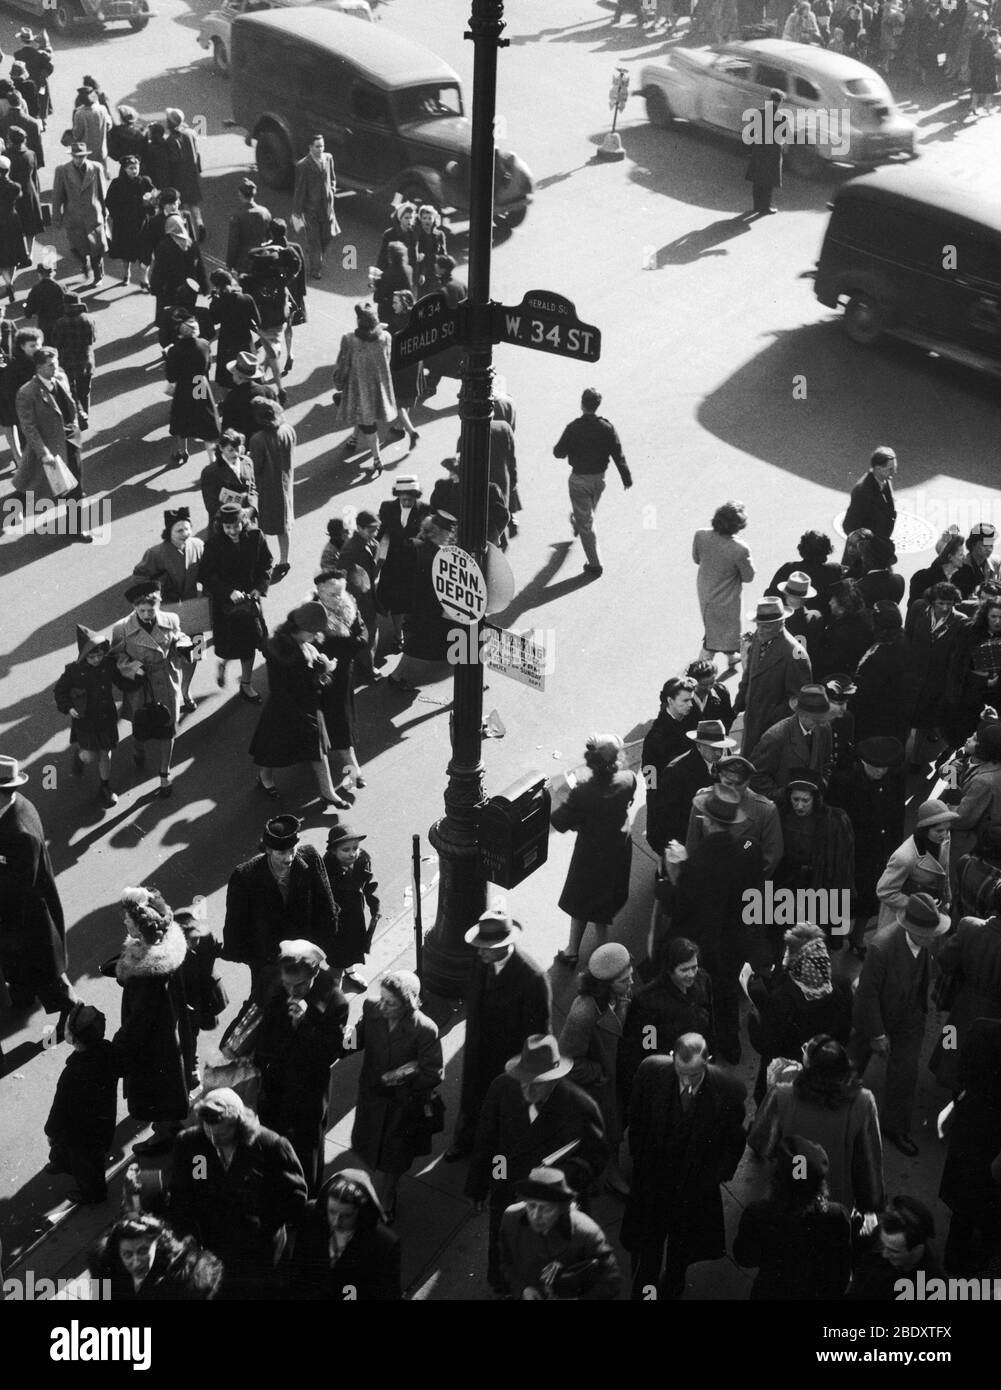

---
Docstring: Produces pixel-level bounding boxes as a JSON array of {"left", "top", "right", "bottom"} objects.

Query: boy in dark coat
[
  {"left": 24, "top": 262, "right": 64, "bottom": 342},
  {"left": 322, "top": 823, "right": 380, "bottom": 990},
  {"left": 174, "top": 906, "right": 227, "bottom": 1071},
  {"left": 53, "top": 625, "right": 125, "bottom": 808},
  {"left": 44, "top": 1002, "right": 118, "bottom": 1203}
]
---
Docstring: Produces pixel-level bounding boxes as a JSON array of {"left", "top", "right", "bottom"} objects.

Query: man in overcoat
[
  {"left": 223, "top": 815, "right": 339, "bottom": 1000},
  {"left": 164, "top": 108, "right": 205, "bottom": 240},
  {"left": 466, "top": 1034, "right": 608, "bottom": 1294},
  {"left": 0, "top": 754, "right": 73, "bottom": 1013},
  {"left": 622, "top": 1034, "right": 747, "bottom": 1299},
  {"left": 52, "top": 143, "right": 108, "bottom": 285},
  {"left": 747, "top": 683, "right": 834, "bottom": 800},
  {"left": 226, "top": 178, "right": 272, "bottom": 275},
  {"left": 685, "top": 753, "right": 784, "bottom": 876},
  {"left": 851, "top": 892, "right": 949, "bottom": 1156},
  {"left": 654, "top": 718, "right": 735, "bottom": 850},
  {"left": 843, "top": 446, "right": 898, "bottom": 541},
  {"left": 445, "top": 908, "right": 552, "bottom": 1161},
  {"left": 13, "top": 346, "right": 90, "bottom": 535},
  {"left": 744, "top": 89, "right": 786, "bottom": 215},
  {"left": 734, "top": 597, "right": 812, "bottom": 755},
  {"left": 291, "top": 134, "right": 339, "bottom": 278}
]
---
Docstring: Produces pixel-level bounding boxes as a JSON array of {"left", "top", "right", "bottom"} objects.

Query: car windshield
[
  {"left": 844, "top": 77, "right": 891, "bottom": 99},
  {"left": 395, "top": 83, "right": 463, "bottom": 124}
]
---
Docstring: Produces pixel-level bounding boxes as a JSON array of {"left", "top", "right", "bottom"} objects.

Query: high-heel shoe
[
  {"left": 407, "top": 430, "right": 420, "bottom": 452},
  {"left": 238, "top": 682, "right": 262, "bottom": 703},
  {"left": 255, "top": 776, "right": 279, "bottom": 800},
  {"left": 364, "top": 460, "right": 384, "bottom": 477}
]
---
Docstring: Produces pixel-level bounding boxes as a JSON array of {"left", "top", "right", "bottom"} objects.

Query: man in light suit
[
  {"left": 52, "top": 142, "right": 108, "bottom": 286},
  {"left": 226, "top": 178, "right": 272, "bottom": 274},
  {"left": 14, "top": 346, "right": 91, "bottom": 541},
  {"left": 747, "top": 683, "right": 834, "bottom": 800},
  {"left": 733, "top": 597, "right": 813, "bottom": 755},
  {"left": 291, "top": 134, "right": 339, "bottom": 278},
  {"left": 851, "top": 891, "right": 949, "bottom": 1157}
]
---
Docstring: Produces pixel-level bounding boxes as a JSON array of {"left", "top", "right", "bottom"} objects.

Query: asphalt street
[{"left": 1, "top": 0, "right": 1000, "bottom": 1297}]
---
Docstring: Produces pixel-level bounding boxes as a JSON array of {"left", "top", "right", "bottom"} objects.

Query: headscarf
[{"left": 787, "top": 937, "right": 833, "bottom": 999}]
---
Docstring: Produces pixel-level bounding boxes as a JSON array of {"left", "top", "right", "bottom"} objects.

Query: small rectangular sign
[{"left": 483, "top": 624, "right": 547, "bottom": 692}]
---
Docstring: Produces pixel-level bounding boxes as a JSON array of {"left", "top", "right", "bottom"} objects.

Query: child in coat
[
  {"left": 44, "top": 1003, "right": 119, "bottom": 1204},
  {"left": 323, "top": 823, "right": 380, "bottom": 990},
  {"left": 53, "top": 625, "right": 128, "bottom": 808},
  {"left": 174, "top": 906, "right": 228, "bottom": 1081}
]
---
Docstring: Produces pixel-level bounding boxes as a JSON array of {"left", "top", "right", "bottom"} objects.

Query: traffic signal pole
[{"left": 421, "top": 0, "right": 505, "bottom": 998}]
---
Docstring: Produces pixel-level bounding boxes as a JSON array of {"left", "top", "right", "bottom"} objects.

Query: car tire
[
  {"left": 50, "top": 0, "right": 75, "bottom": 33},
  {"left": 844, "top": 294, "right": 884, "bottom": 346},
  {"left": 129, "top": 4, "right": 150, "bottom": 30},
  {"left": 212, "top": 37, "right": 230, "bottom": 76},
  {"left": 645, "top": 88, "right": 674, "bottom": 129},
  {"left": 396, "top": 180, "right": 433, "bottom": 210},
  {"left": 786, "top": 144, "right": 826, "bottom": 179},
  {"left": 495, "top": 205, "right": 528, "bottom": 229},
  {"left": 255, "top": 129, "right": 293, "bottom": 191}
]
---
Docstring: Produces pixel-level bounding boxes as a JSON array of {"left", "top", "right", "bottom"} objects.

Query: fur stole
[
  {"left": 116, "top": 920, "right": 188, "bottom": 981},
  {"left": 321, "top": 592, "right": 359, "bottom": 640}
]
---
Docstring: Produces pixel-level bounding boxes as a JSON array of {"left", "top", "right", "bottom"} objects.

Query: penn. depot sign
[{"left": 432, "top": 545, "right": 488, "bottom": 625}]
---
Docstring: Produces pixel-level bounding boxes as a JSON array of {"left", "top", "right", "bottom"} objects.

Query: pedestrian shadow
[
  {"left": 485, "top": 541, "right": 592, "bottom": 629},
  {"left": 535, "top": 158, "right": 604, "bottom": 193},
  {"left": 653, "top": 214, "right": 754, "bottom": 265}
]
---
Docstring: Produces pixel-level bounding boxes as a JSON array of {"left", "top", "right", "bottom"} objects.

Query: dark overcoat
[
  {"left": 208, "top": 288, "right": 261, "bottom": 388},
  {"left": 112, "top": 922, "right": 197, "bottom": 1123},
  {"left": 551, "top": 769, "right": 636, "bottom": 924},
  {"left": 315, "top": 608, "right": 367, "bottom": 748},
  {"left": 850, "top": 635, "right": 917, "bottom": 743},
  {"left": 351, "top": 1000, "right": 443, "bottom": 1175},
  {"left": 929, "top": 916, "right": 1001, "bottom": 1090},
  {"left": 323, "top": 846, "right": 380, "bottom": 967},
  {"left": 290, "top": 1204, "right": 401, "bottom": 1302},
  {"left": 165, "top": 336, "right": 220, "bottom": 441},
  {"left": 735, "top": 629, "right": 812, "bottom": 755},
  {"left": 843, "top": 471, "right": 896, "bottom": 540},
  {"left": 813, "top": 612, "right": 874, "bottom": 680},
  {"left": 650, "top": 746, "right": 718, "bottom": 852},
  {"left": 106, "top": 171, "right": 153, "bottom": 263},
  {"left": 827, "top": 762, "right": 906, "bottom": 917},
  {"left": 0, "top": 792, "right": 67, "bottom": 1007},
  {"left": 198, "top": 529, "right": 272, "bottom": 660},
  {"left": 223, "top": 844, "right": 339, "bottom": 969},
  {"left": 376, "top": 499, "right": 429, "bottom": 614},
  {"left": 619, "top": 971, "right": 716, "bottom": 1108},
  {"left": 249, "top": 628, "right": 330, "bottom": 767},
  {"left": 44, "top": 1041, "right": 119, "bottom": 1150},
  {"left": 905, "top": 601, "right": 968, "bottom": 730},
  {"left": 939, "top": 1019, "right": 1001, "bottom": 1220},
  {"left": 53, "top": 653, "right": 124, "bottom": 751},
  {"left": 459, "top": 945, "right": 552, "bottom": 1120},
  {"left": 621, "top": 1058, "right": 746, "bottom": 1261}
]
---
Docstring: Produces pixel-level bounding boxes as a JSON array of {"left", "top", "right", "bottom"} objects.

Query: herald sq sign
[{"left": 432, "top": 545, "right": 488, "bottom": 624}]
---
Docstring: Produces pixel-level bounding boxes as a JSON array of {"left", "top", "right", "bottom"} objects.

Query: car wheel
[
  {"left": 129, "top": 4, "right": 150, "bottom": 30},
  {"left": 645, "top": 88, "right": 674, "bottom": 129},
  {"left": 844, "top": 294, "right": 884, "bottom": 346},
  {"left": 212, "top": 37, "right": 230, "bottom": 76},
  {"left": 255, "top": 129, "right": 293, "bottom": 191},
  {"left": 786, "top": 144, "right": 826, "bottom": 179},
  {"left": 50, "top": 1, "right": 74, "bottom": 32},
  {"left": 396, "top": 181, "right": 433, "bottom": 209},
  {"left": 495, "top": 205, "right": 528, "bottom": 229}
]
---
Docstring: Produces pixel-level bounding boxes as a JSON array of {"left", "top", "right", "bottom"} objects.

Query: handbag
[
  {"left": 402, "top": 1090, "right": 445, "bottom": 1155},
  {"left": 219, "top": 1000, "right": 264, "bottom": 1060},
  {"left": 132, "top": 677, "right": 172, "bottom": 741}
]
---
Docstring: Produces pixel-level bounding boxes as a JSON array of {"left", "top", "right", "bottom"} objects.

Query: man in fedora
[
  {"left": 51, "top": 140, "right": 108, "bottom": 288},
  {"left": 852, "top": 891, "right": 950, "bottom": 1156},
  {"left": 657, "top": 785, "right": 770, "bottom": 1062},
  {"left": 843, "top": 446, "right": 897, "bottom": 544},
  {"left": 652, "top": 719, "right": 736, "bottom": 851},
  {"left": 0, "top": 755, "right": 75, "bottom": 1016},
  {"left": 223, "top": 816, "right": 339, "bottom": 1002},
  {"left": 828, "top": 736, "right": 905, "bottom": 956},
  {"left": 466, "top": 1033, "right": 607, "bottom": 1294},
  {"left": 775, "top": 571, "right": 822, "bottom": 661},
  {"left": 747, "top": 683, "right": 834, "bottom": 801},
  {"left": 622, "top": 1032, "right": 746, "bottom": 1299},
  {"left": 905, "top": 581, "right": 966, "bottom": 769},
  {"left": 13, "top": 345, "right": 92, "bottom": 541},
  {"left": 219, "top": 351, "right": 279, "bottom": 442},
  {"left": 445, "top": 906, "right": 552, "bottom": 1163},
  {"left": 733, "top": 597, "right": 812, "bottom": 757},
  {"left": 686, "top": 754, "right": 783, "bottom": 876},
  {"left": 499, "top": 1166, "right": 620, "bottom": 1300}
]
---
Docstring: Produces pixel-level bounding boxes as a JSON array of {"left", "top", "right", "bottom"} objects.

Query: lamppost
[{"left": 420, "top": 0, "right": 506, "bottom": 999}]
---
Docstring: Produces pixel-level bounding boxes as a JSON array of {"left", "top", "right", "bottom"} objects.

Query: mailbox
[{"left": 479, "top": 772, "right": 551, "bottom": 889}]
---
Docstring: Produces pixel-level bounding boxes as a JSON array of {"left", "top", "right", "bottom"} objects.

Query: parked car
[
  {"left": 230, "top": 8, "right": 534, "bottom": 228},
  {"left": 638, "top": 39, "right": 917, "bottom": 177},
  {"left": 198, "top": 0, "right": 372, "bottom": 77},
  {"left": 812, "top": 166, "right": 1001, "bottom": 378},
  {"left": 3, "top": 0, "right": 151, "bottom": 33}
]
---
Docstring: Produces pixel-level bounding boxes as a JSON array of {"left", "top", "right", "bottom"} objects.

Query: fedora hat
[
  {"left": 716, "top": 754, "right": 756, "bottom": 780},
  {"left": 392, "top": 474, "right": 422, "bottom": 496},
  {"left": 260, "top": 815, "right": 302, "bottom": 850},
  {"left": 857, "top": 736, "right": 904, "bottom": 768},
  {"left": 227, "top": 351, "right": 263, "bottom": 380},
  {"left": 791, "top": 684, "right": 832, "bottom": 716},
  {"left": 505, "top": 1034, "right": 572, "bottom": 1083},
  {"left": 777, "top": 571, "right": 816, "bottom": 601},
  {"left": 685, "top": 719, "right": 737, "bottom": 750},
  {"left": 465, "top": 904, "right": 521, "bottom": 947},
  {"left": 895, "top": 891, "right": 950, "bottom": 939},
  {"left": 326, "top": 823, "right": 366, "bottom": 850},
  {"left": 515, "top": 1167, "right": 576, "bottom": 1203},
  {"left": 0, "top": 755, "right": 29, "bottom": 789},
  {"left": 914, "top": 799, "right": 959, "bottom": 830},
  {"left": 700, "top": 785, "right": 748, "bottom": 825},
  {"left": 749, "top": 597, "right": 789, "bottom": 624}
]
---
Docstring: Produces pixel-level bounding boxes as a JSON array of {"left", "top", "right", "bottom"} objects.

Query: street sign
[
  {"left": 391, "top": 292, "right": 465, "bottom": 371},
  {"left": 491, "top": 290, "right": 601, "bottom": 363},
  {"left": 433, "top": 545, "right": 488, "bottom": 625},
  {"left": 484, "top": 624, "right": 547, "bottom": 692}
]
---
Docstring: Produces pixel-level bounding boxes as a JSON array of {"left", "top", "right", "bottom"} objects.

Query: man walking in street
[
  {"left": 843, "top": 446, "right": 898, "bottom": 542},
  {"left": 552, "top": 387, "right": 632, "bottom": 578},
  {"left": 50, "top": 293, "right": 97, "bottom": 430},
  {"left": 733, "top": 597, "right": 813, "bottom": 755},
  {"left": 226, "top": 178, "right": 272, "bottom": 275},
  {"left": 14, "top": 345, "right": 93, "bottom": 541},
  {"left": 52, "top": 142, "right": 108, "bottom": 288},
  {"left": 291, "top": 134, "right": 339, "bottom": 280},
  {"left": 164, "top": 108, "right": 205, "bottom": 242}
]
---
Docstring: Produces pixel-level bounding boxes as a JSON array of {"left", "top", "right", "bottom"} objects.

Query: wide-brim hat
[
  {"left": 777, "top": 570, "right": 816, "bottom": 601},
  {"left": 716, "top": 754, "right": 756, "bottom": 779},
  {"left": 261, "top": 815, "right": 302, "bottom": 850},
  {"left": 464, "top": 904, "right": 521, "bottom": 947},
  {"left": 124, "top": 578, "right": 161, "bottom": 605},
  {"left": 326, "top": 823, "right": 367, "bottom": 850},
  {"left": 515, "top": 1166, "right": 576, "bottom": 1203},
  {"left": 895, "top": 891, "right": 950, "bottom": 939},
  {"left": 857, "top": 736, "right": 904, "bottom": 768},
  {"left": 914, "top": 799, "right": 959, "bottom": 830},
  {"left": 0, "top": 755, "right": 29, "bottom": 789},
  {"left": 791, "top": 683, "right": 832, "bottom": 717},
  {"left": 686, "top": 719, "right": 737, "bottom": 750},
  {"left": 700, "top": 786, "right": 748, "bottom": 825},
  {"left": 505, "top": 1034, "right": 572, "bottom": 1083},
  {"left": 749, "top": 597, "right": 790, "bottom": 623},
  {"left": 228, "top": 351, "right": 263, "bottom": 380}
]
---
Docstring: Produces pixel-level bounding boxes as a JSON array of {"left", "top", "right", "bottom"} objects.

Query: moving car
[
  {"left": 230, "top": 9, "right": 533, "bottom": 228},
  {"left": 2, "top": 0, "right": 151, "bottom": 33},
  {"left": 813, "top": 167, "right": 1001, "bottom": 378},
  {"left": 198, "top": 0, "right": 373, "bottom": 77},
  {"left": 638, "top": 39, "right": 917, "bottom": 176}
]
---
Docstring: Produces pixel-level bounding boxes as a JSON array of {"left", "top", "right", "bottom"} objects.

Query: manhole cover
[{"left": 834, "top": 510, "right": 939, "bottom": 556}]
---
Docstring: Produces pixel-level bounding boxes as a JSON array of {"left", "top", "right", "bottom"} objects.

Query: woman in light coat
[
  {"left": 132, "top": 507, "right": 203, "bottom": 713},
  {"left": 110, "top": 579, "right": 191, "bottom": 798},
  {"left": 875, "top": 799, "right": 957, "bottom": 928},
  {"left": 692, "top": 501, "right": 755, "bottom": 668},
  {"left": 331, "top": 301, "right": 396, "bottom": 476}
]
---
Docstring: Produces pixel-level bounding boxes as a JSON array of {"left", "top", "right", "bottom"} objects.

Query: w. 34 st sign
[{"left": 491, "top": 290, "right": 601, "bottom": 363}]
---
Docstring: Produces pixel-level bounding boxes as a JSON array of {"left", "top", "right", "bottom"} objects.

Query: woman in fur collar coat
[
  {"left": 314, "top": 570, "right": 368, "bottom": 803},
  {"left": 110, "top": 887, "right": 196, "bottom": 1157}
]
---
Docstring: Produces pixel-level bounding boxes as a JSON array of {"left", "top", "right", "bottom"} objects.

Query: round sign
[{"left": 432, "top": 545, "right": 488, "bottom": 625}]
